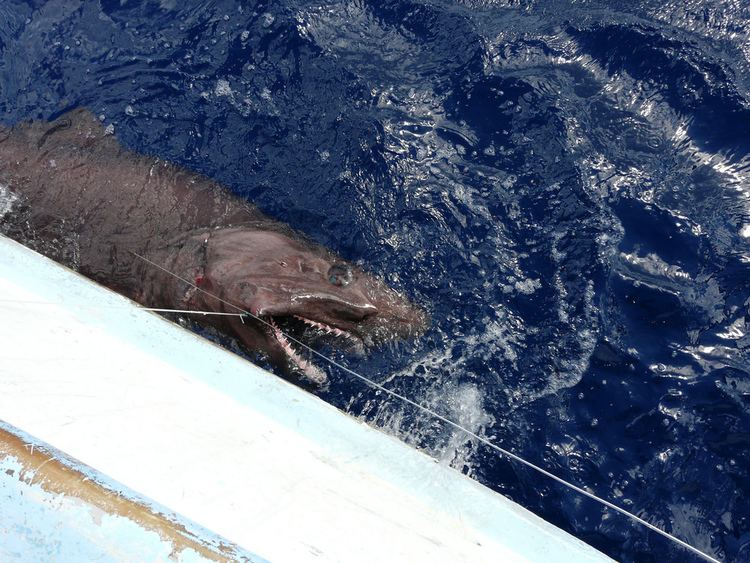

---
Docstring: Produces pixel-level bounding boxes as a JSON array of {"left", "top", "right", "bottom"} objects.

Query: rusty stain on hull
[{"left": 0, "top": 421, "right": 257, "bottom": 562}]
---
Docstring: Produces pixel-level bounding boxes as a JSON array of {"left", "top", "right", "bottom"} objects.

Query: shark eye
[{"left": 327, "top": 264, "right": 353, "bottom": 287}]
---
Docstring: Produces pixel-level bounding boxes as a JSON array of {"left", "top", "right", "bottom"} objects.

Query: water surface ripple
[{"left": 2, "top": 1, "right": 750, "bottom": 560}]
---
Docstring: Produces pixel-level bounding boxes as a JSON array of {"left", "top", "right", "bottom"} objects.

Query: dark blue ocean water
[{"left": 2, "top": 1, "right": 750, "bottom": 560}]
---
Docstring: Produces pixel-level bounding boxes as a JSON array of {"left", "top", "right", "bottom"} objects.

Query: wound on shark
[{"left": 0, "top": 109, "right": 428, "bottom": 385}]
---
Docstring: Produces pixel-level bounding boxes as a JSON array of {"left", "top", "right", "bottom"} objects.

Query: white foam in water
[
  {"left": 432, "top": 383, "right": 495, "bottom": 472},
  {"left": 358, "top": 380, "right": 494, "bottom": 478},
  {"left": 358, "top": 327, "right": 515, "bottom": 476},
  {"left": 214, "top": 79, "right": 233, "bottom": 97},
  {"left": 0, "top": 184, "right": 18, "bottom": 219},
  {"left": 211, "top": 77, "right": 273, "bottom": 118},
  {"left": 513, "top": 277, "right": 542, "bottom": 295}
]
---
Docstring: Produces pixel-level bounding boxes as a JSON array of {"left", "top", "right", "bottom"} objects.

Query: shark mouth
[{"left": 266, "top": 315, "right": 363, "bottom": 386}]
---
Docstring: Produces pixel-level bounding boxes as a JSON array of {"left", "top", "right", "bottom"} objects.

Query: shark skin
[{"left": 0, "top": 109, "right": 427, "bottom": 385}]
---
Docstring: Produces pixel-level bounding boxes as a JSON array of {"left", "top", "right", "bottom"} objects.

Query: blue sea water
[{"left": 2, "top": 1, "right": 750, "bottom": 561}]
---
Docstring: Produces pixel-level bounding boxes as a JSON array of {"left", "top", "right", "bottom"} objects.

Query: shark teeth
[
  {"left": 268, "top": 318, "right": 327, "bottom": 386},
  {"left": 293, "top": 315, "right": 357, "bottom": 341}
]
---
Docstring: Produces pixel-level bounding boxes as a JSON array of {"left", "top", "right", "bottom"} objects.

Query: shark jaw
[{"left": 264, "top": 313, "right": 366, "bottom": 386}]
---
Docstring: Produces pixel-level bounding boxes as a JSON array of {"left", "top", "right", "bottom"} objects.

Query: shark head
[{"left": 177, "top": 225, "right": 428, "bottom": 385}]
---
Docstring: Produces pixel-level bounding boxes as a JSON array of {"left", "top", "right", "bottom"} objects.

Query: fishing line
[
  {"left": 78, "top": 250, "right": 717, "bottom": 563},
  {"left": 0, "top": 299, "right": 246, "bottom": 317}
]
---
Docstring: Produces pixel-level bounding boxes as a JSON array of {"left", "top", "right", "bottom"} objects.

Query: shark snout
[{"left": 290, "top": 293, "right": 379, "bottom": 322}]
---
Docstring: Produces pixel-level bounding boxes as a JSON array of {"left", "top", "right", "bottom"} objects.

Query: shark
[{"left": 0, "top": 108, "right": 427, "bottom": 385}]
